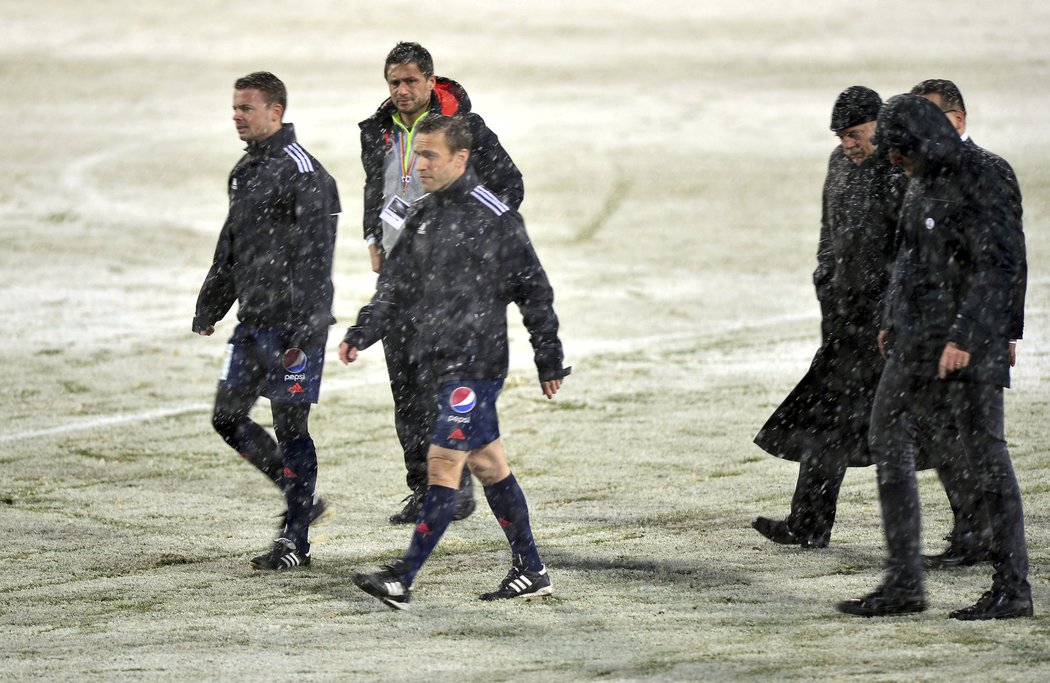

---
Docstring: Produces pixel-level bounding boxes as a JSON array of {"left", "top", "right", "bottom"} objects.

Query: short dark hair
[
  {"left": 384, "top": 42, "right": 434, "bottom": 79},
  {"left": 234, "top": 72, "right": 287, "bottom": 110},
  {"left": 416, "top": 115, "right": 472, "bottom": 153},
  {"left": 910, "top": 79, "right": 966, "bottom": 114}
]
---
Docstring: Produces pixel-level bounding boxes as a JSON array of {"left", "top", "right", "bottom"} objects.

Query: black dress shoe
[
  {"left": 388, "top": 488, "right": 426, "bottom": 525},
  {"left": 752, "top": 517, "right": 829, "bottom": 549},
  {"left": 949, "top": 590, "right": 1034, "bottom": 620},
  {"left": 800, "top": 531, "right": 830, "bottom": 550},
  {"left": 923, "top": 545, "right": 991, "bottom": 569},
  {"left": 837, "top": 585, "right": 926, "bottom": 617},
  {"left": 752, "top": 517, "right": 799, "bottom": 545}
]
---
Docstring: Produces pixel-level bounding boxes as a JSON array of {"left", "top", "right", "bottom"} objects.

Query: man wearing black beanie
[{"left": 752, "top": 86, "right": 907, "bottom": 549}]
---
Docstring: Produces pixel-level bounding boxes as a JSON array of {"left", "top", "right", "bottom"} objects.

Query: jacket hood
[
  {"left": 875, "top": 94, "right": 962, "bottom": 171},
  {"left": 366, "top": 75, "right": 472, "bottom": 124},
  {"left": 433, "top": 76, "right": 471, "bottom": 115}
]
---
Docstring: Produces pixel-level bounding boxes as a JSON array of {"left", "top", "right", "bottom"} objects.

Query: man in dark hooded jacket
[
  {"left": 837, "top": 95, "right": 1030, "bottom": 620},
  {"left": 909, "top": 78, "right": 1027, "bottom": 569},
  {"left": 358, "top": 42, "right": 524, "bottom": 524},
  {"left": 752, "top": 86, "right": 906, "bottom": 548}
]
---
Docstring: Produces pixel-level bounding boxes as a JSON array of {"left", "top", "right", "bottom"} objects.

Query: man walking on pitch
[
  {"left": 194, "top": 72, "right": 340, "bottom": 570},
  {"left": 753, "top": 86, "right": 906, "bottom": 548},
  {"left": 340, "top": 116, "right": 568, "bottom": 609},
  {"left": 837, "top": 95, "right": 1030, "bottom": 620},
  {"left": 359, "top": 42, "right": 524, "bottom": 525},
  {"left": 908, "top": 78, "right": 1027, "bottom": 570}
]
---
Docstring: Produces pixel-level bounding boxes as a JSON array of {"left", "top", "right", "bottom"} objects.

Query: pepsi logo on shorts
[
  {"left": 283, "top": 348, "right": 308, "bottom": 373},
  {"left": 450, "top": 386, "right": 476, "bottom": 413}
]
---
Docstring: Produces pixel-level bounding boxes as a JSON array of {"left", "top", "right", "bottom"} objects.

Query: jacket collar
[
  {"left": 246, "top": 123, "right": 297, "bottom": 158},
  {"left": 433, "top": 165, "right": 480, "bottom": 206}
]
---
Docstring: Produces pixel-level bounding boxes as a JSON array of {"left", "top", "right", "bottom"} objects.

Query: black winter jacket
[
  {"left": 965, "top": 137, "right": 1027, "bottom": 340},
  {"left": 877, "top": 95, "right": 1023, "bottom": 387},
  {"left": 193, "top": 124, "right": 340, "bottom": 342},
  {"left": 358, "top": 77, "right": 524, "bottom": 245},
  {"left": 343, "top": 166, "right": 567, "bottom": 385},
  {"left": 814, "top": 147, "right": 906, "bottom": 336}
]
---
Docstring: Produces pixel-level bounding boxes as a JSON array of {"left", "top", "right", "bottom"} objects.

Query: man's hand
[
  {"left": 938, "top": 341, "right": 971, "bottom": 379},
  {"left": 1009, "top": 341, "right": 1017, "bottom": 367},
  {"left": 541, "top": 378, "right": 562, "bottom": 399},
  {"left": 877, "top": 330, "right": 890, "bottom": 359},
  {"left": 338, "top": 341, "right": 359, "bottom": 365},
  {"left": 368, "top": 244, "right": 384, "bottom": 274}
]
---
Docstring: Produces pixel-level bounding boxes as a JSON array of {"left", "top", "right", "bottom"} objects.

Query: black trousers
[
  {"left": 869, "top": 358, "right": 1029, "bottom": 597},
  {"left": 381, "top": 313, "right": 437, "bottom": 493},
  {"left": 787, "top": 447, "right": 848, "bottom": 542}
]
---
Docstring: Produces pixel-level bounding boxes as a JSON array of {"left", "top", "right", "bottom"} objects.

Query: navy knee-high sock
[
  {"left": 400, "top": 485, "right": 457, "bottom": 586},
  {"left": 484, "top": 473, "right": 542, "bottom": 571},
  {"left": 281, "top": 436, "right": 317, "bottom": 554},
  {"left": 214, "top": 416, "right": 284, "bottom": 486}
]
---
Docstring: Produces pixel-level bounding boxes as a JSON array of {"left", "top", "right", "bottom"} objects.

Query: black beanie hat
[{"left": 830, "top": 86, "right": 882, "bottom": 132}]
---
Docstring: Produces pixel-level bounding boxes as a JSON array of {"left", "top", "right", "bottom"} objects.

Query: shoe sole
[
  {"left": 480, "top": 584, "right": 554, "bottom": 601},
  {"left": 353, "top": 575, "right": 410, "bottom": 611},
  {"left": 521, "top": 585, "right": 553, "bottom": 600},
  {"left": 949, "top": 607, "right": 1033, "bottom": 620},
  {"left": 248, "top": 560, "right": 310, "bottom": 571},
  {"left": 837, "top": 602, "right": 926, "bottom": 617},
  {"left": 247, "top": 554, "right": 308, "bottom": 567}
]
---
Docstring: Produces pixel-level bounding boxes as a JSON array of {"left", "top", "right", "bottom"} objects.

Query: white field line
[
  {"left": 0, "top": 405, "right": 211, "bottom": 444},
  {"left": 0, "top": 376, "right": 377, "bottom": 445},
  {"left": 1, "top": 314, "right": 817, "bottom": 445}
]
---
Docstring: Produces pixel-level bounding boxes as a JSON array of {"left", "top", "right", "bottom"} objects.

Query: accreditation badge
[{"left": 380, "top": 195, "right": 411, "bottom": 230}]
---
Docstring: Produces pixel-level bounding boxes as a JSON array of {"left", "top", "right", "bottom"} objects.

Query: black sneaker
[
  {"left": 276, "top": 494, "right": 332, "bottom": 533},
  {"left": 923, "top": 532, "right": 992, "bottom": 569},
  {"left": 836, "top": 583, "right": 926, "bottom": 617},
  {"left": 388, "top": 489, "right": 426, "bottom": 525},
  {"left": 353, "top": 562, "right": 412, "bottom": 610},
  {"left": 751, "top": 516, "right": 829, "bottom": 549},
  {"left": 949, "top": 589, "right": 1034, "bottom": 620},
  {"left": 480, "top": 558, "right": 553, "bottom": 601},
  {"left": 250, "top": 537, "right": 310, "bottom": 571},
  {"left": 454, "top": 472, "right": 476, "bottom": 521}
]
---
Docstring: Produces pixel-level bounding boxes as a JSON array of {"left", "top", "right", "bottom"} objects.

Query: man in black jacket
[
  {"left": 909, "top": 78, "right": 1028, "bottom": 570},
  {"left": 753, "top": 86, "right": 906, "bottom": 548},
  {"left": 837, "top": 95, "right": 1030, "bottom": 620},
  {"left": 359, "top": 42, "right": 524, "bottom": 524},
  {"left": 339, "top": 115, "right": 569, "bottom": 609},
  {"left": 193, "top": 72, "right": 340, "bottom": 571}
]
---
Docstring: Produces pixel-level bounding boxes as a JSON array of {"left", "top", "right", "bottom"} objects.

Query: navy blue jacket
[
  {"left": 343, "top": 166, "right": 567, "bottom": 385},
  {"left": 194, "top": 124, "right": 340, "bottom": 343}
]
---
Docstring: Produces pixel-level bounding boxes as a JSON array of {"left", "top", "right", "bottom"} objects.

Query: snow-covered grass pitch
[{"left": 3, "top": 1, "right": 1050, "bottom": 680}]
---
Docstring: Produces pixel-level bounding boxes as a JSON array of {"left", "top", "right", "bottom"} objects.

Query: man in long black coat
[
  {"left": 752, "top": 86, "right": 906, "bottom": 548},
  {"left": 837, "top": 95, "right": 1030, "bottom": 620}
]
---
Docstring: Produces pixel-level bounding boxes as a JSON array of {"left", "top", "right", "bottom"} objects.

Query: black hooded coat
[
  {"left": 876, "top": 95, "right": 1023, "bottom": 388},
  {"left": 754, "top": 145, "right": 906, "bottom": 466}
]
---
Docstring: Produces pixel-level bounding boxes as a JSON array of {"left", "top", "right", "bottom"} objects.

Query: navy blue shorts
[
  {"left": 430, "top": 380, "right": 504, "bottom": 451},
  {"left": 218, "top": 323, "right": 326, "bottom": 404}
]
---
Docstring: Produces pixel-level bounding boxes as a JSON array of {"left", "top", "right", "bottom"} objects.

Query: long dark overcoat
[{"left": 755, "top": 147, "right": 905, "bottom": 466}]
